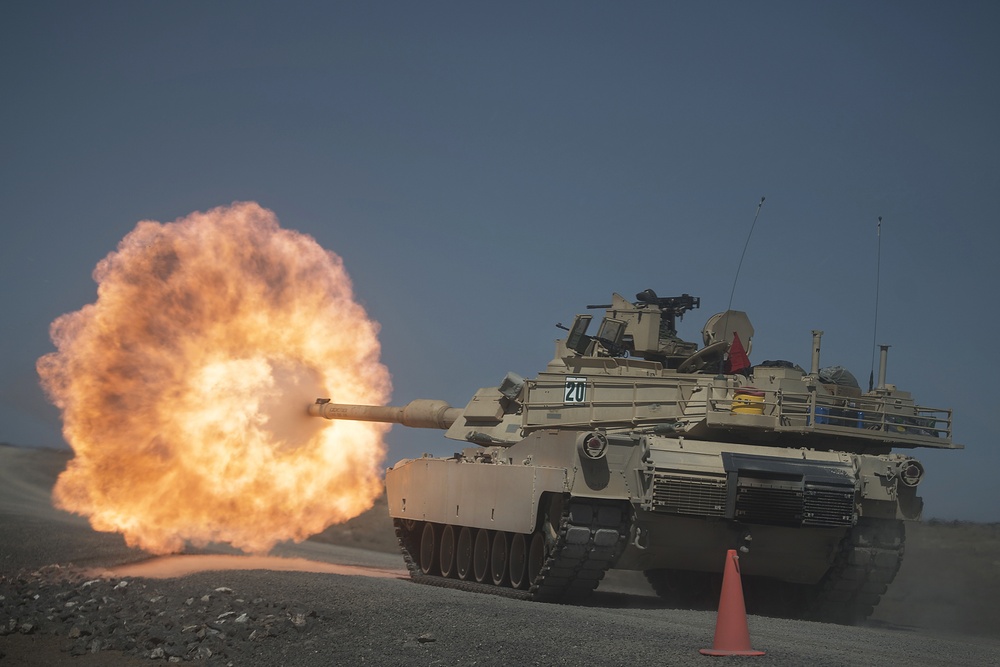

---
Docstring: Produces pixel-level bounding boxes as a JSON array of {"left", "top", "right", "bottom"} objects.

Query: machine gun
[{"left": 575, "top": 289, "right": 703, "bottom": 365}]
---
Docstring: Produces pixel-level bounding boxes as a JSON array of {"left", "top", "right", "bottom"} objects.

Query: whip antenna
[
  {"left": 718, "top": 196, "right": 765, "bottom": 375},
  {"left": 868, "top": 216, "right": 882, "bottom": 392},
  {"left": 726, "top": 196, "right": 766, "bottom": 313}
]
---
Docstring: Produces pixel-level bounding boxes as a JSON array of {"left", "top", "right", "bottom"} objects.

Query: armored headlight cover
[
  {"left": 899, "top": 459, "right": 924, "bottom": 487},
  {"left": 579, "top": 432, "right": 609, "bottom": 460}
]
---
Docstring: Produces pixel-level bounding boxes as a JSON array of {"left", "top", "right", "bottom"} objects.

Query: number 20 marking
[{"left": 564, "top": 377, "right": 587, "bottom": 403}]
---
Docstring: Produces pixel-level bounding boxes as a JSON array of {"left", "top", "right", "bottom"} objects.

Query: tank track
[
  {"left": 805, "top": 517, "right": 905, "bottom": 624},
  {"left": 646, "top": 518, "right": 905, "bottom": 624},
  {"left": 393, "top": 496, "right": 630, "bottom": 602}
]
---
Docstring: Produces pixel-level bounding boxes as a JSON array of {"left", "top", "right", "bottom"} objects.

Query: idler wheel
[
  {"left": 490, "top": 531, "right": 510, "bottom": 586},
  {"left": 527, "top": 531, "right": 547, "bottom": 585},
  {"left": 509, "top": 533, "right": 529, "bottom": 589},
  {"left": 456, "top": 527, "right": 473, "bottom": 580},
  {"left": 473, "top": 528, "right": 491, "bottom": 583},
  {"left": 439, "top": 525, "right": 457, "bottom": 578},
  {"left": 419, "top": 523, "right": 438, "bottom": 575}
]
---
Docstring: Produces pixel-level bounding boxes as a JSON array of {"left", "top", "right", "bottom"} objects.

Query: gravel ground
[
  {"left": 2, "top": 445, "right": 999, "bottom": 666},
  {"left": 5, "top": 562, "right": 1000, "bottom": 666}
]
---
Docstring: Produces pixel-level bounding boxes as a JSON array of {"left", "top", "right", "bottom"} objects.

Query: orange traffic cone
[{"left": 699, "top": 549, "right": 765, "bottom": 656}]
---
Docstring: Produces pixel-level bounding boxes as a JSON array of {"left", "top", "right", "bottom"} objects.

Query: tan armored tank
[{"left": 309, "top": 290, "right": 961, "bottom": 622}]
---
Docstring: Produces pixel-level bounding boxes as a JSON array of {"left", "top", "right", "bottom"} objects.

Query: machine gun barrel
[{"left": 308, "top": 398, "right": 461, "bottom": 429}]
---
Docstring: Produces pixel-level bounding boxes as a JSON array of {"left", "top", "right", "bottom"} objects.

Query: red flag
[{"left": 725, "top": 331, "right": 751, "bottom": 374}]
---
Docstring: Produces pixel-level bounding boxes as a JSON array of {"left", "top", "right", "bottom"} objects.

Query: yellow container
[{"left": 732, "top": 390, "right": 765, "bottom": 415}]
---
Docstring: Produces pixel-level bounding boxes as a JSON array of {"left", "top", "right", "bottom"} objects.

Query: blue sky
[{"left": 2, "top": 1, "right": 998, "bottom": 521}]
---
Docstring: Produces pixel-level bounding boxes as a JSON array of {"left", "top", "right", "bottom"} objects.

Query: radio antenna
[
  {"left": 868, "top": 217, "right": 882, "bottom": 392},
  {"left": 718, "top": 196, "right": 765, "bottom": 375},
  {"left": 725, "top": 196, "right": 766, "bottom": 313}
]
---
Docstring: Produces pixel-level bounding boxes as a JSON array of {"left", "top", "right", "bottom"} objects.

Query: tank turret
[{"left": 308, "top": 289, "right": 960, "bottom": 622}]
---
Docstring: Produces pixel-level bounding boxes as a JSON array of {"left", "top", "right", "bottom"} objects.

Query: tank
[{"left": 309, "top": 289, "right": 961, "bottom": 623}]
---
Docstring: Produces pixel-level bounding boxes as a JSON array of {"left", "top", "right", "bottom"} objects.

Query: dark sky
[{"left": 2, "top": 1, "right": 998, "bottom": 520}]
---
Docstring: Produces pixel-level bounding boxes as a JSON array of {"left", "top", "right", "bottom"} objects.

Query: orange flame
[{"left": 37, "top": 202, "right": 391, "bottom": 554}]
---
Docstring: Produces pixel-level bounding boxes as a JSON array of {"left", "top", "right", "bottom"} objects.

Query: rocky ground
[
  {"left": 2, "top": 444, "right": 999, "bottom": 666},
  {"left": 2, "top": 560, "right": 405, "bottom": 665},
  {"left": 2, "top": 564, "right": 272, "bottom": 663}
]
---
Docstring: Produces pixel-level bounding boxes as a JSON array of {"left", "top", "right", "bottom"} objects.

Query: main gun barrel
[{"left": 308, "top": 398, "right": 461, "bottom": 429}]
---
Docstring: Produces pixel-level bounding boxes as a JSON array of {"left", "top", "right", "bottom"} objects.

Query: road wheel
[
  {"left": 456, "top": 527, "right": 473, "bottom": 580},
  {"left": 473, "top": 529, "right": 491, "bottom": 583},
  {"left": 491, "top": 531, "right": 510, "bottom": 586},
  {"left": 509, "top": 533, "right": 529, "bottom": 589},
  {"left": 419, "top": 523, "right": 438, "bottom": 575},
  {"left": 439, "top": 525, "right": 456, "bottom": 578}
]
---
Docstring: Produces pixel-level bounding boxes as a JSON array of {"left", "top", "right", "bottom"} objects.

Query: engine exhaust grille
[
  {"left": 735, "top": 482, "right": 803, "bottom": 525},
  {"left": 648, "top": 471, "right": 726, "bottom": 517},
  {"left": 643, "top": 453, "right": 858, "bottom": 527},
  {"left": 734, "top": 479, "right": 855, "bottom": 527},
  {"left": 802, "top": 483, "right": 856, "bottom": 527}
]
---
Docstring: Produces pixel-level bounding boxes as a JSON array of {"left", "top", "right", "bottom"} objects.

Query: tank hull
[{"left": 384, "top": 432, "right": 908, "bottom": 620}]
